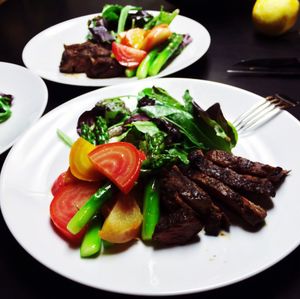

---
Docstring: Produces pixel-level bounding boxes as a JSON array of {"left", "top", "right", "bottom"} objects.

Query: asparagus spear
[
  {"left": 56, "top": 129, "right": 74, "bottom": 147},
  {"left": 80, "top": 216, "right": 102, "bottom": 258},
  {"left": 142, "top": 178, "right": 160, "bottom": 240},
  {"left": 148, "top": 33, "right": 183, "bottom": 76},
  {"left": 136, "top": 49, "right": 158, "bottom": 79},
  {"left": 117, "top": 5, "right": 140, "bottom": 33},
  {"left": 125, "top": 67, "right": 137, "bottom": 78},
  {"left": 67, "top": 183, "right": 113, "bottom": 235}
]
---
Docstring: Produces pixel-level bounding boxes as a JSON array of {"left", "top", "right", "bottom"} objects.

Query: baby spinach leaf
[
  {"left": 130, "top": 121, "right": 160, "bottom": 137},
  {"left": 101, "top": 4, "right": 123, "bottom": 22},
  {"left": 138, "top": 86, "right": 185, "bottom": 110}
]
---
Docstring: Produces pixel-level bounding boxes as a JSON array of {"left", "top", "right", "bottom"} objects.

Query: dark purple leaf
[
  {"left": 89, "top": 26, "right": 115, "bottom": 43},
  {"left": 123, "top": 114, "right": 150, "bottom": 125},
  {"left": 77, "top": 105, "right": 106, "bottom": 135},
  {"left": 137, "top": 96, "right": 156, "bottom": 107}
]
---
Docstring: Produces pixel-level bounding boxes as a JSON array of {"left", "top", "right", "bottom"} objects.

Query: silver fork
[{"left": 232, "top": 93, "right": 299, "bottom": 135}]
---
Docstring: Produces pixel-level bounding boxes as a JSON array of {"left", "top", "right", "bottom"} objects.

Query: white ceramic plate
[
  {"left": 0, "top": 62, "right": 48, "bottom": 155},
  {"left": 1, "top": 78, "right": 299, "bottom": 295},
  {"left": 22, "top": 12, "right": 210, "bottom": 86}
]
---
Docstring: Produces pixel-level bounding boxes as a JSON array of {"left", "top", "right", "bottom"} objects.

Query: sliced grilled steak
[
  {"left": 187, "top": 169, "right": 267, "bottom": 226},
  {"left": 159, "top": 165, "right": 212, "bottom": 215},
  {"left": 60, "top": 41, "right": 109, "bottom": 73},
  {"left": 189, "top": 150, "right": 276, "bottom": 197},
  {"left": 152, "top": 209, "right": 203, "bottom": 246},
  {"left": 161, "top": 189, "right": 229, "bottom": 236},
  {"left": 160, "top": 191, "right": 196, "bottom": 213},
  {"left": 85, "top": 56, "right": 124, "bottom": 78},
  {"left": 205, "top": 203, "right": 230, "bottom": 235},
  {"left": 205, "top": 150, "right": 289, "bottom": 184},
  {"left": 159, "top": 166, "right": 228, "bottom": 235},
  {"left": 59, "top": 41, "right": 124, "bottom": 78}
]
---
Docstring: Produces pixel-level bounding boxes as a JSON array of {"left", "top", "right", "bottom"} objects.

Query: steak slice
[
  {"left": 152, "top": 209, "right": 203, "bottom": 246},
  {"left": 205, "top": 149, "right": 289, "bottom": 184},
  {"left": 60, "top": 44, "right": 89, "bottom": 73},
  {"left": 60, "top": 41, "right": 110, "bottom": 73},
  {"left": 159, "top": 166, "right": 228, "bottom": 235},
  {"left": 59, "top": 41, "right": 124, "bottom": 78},
  {"left": 159, "top": 165, "right": 212, "bottom": 215},
  {"left": 205, "top": 203, "right": 230, "bottom": 235},
  {"left": 189, "top": 150, "right": 276, "bottom": 197},
  {"left": 187, "top": 169, "right": 267, "bottom": 226},
  {"left": 85, "top": 56, "right": 124, "bottom": 78}
]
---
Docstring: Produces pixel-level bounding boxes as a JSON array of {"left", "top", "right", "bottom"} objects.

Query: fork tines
[{"left": 233, "top": 94, "right": 298, "bottom": 134}]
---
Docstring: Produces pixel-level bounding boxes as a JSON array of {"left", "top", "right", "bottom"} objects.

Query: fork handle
[{"left": 273, "top": 94, "right": 300, "bottom": 108}]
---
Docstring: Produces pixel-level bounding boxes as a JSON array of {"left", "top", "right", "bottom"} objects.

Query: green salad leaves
[{"left": 76, "top": 86, "right": 238, "bottom": 171}]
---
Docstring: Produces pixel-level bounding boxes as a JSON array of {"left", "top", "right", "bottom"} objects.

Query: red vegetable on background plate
[{"left": 112, "top": 42, "right": 147, "bottom": 68}]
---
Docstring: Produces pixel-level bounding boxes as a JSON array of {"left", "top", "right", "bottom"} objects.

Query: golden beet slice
[{"left": 99, "top": 192, "right": 143, "bottom": 244}]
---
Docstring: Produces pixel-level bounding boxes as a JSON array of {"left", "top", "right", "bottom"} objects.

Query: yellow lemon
[{"left": 252, "top": 0, "right": 299, "bottom": 36}]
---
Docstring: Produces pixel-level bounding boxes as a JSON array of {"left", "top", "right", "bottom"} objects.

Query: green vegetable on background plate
[
  {"left": 148, "top": 33, "right": 184, "bottom": 76},
  {"left": 0, "top": 93, "right": 13, "bottom": 124}
]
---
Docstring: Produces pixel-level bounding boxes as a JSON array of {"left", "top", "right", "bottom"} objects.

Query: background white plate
[
  {"left": 1, "top": 78, "right": 299, "bottom": 295},
  {"left": 22, "top": 12, "right": 210, "bottom": 86},
  {"left": 0, "top": 62, "right": 48, "bottom": 155}
]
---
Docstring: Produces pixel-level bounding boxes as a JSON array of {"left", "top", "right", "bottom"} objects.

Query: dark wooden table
[{"left": 1, "top": 0, "right": 300, "bottom": 298}]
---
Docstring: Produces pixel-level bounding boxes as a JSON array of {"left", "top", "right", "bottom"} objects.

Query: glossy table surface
[{"left": 1, "top": 0, "right": 300, "bottom": 298}]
